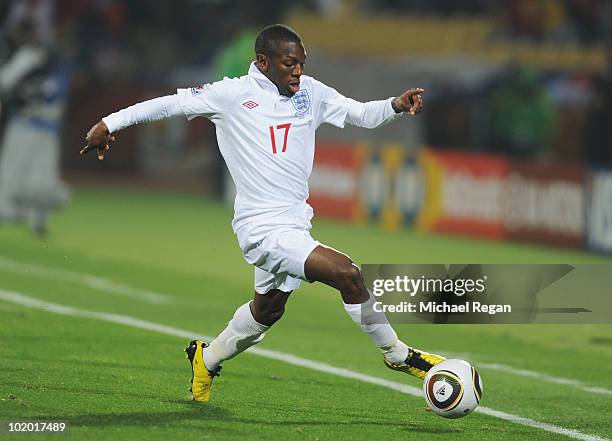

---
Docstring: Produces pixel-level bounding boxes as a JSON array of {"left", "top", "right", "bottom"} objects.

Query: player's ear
[{"left": 256, "top": 53, "right": 269, "bottom": 72}]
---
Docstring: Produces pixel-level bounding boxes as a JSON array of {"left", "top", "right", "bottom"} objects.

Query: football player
[{"left": 82, "top": 24, "right": 444, "bottom": 402}]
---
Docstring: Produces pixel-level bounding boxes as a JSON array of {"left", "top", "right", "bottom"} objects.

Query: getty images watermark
[
  {"left": 362, "top": 264, "right": 612, "bottom": 324},
  {"left": 370, "top": 274, "right": 508, "bottom": 316}
]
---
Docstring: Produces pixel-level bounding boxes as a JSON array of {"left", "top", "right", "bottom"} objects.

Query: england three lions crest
[{"left": 291, "top": 89, "right": 311, "bottom": 116}]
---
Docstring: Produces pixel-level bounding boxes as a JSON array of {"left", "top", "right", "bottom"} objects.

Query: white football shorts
[{"left": 236, "top": 204, "right": 321, "bottom": 294}]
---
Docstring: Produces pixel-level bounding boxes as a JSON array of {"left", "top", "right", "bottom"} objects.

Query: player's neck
[{"left": 250, "top": 63, "right": 284, "bottom": 96}]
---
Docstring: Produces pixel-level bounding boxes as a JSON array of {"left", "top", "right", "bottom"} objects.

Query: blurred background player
[{"left": 0, "top": 0, "right": 70, "bottom": 236}]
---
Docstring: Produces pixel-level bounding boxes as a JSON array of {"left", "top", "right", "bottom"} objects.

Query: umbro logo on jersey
[{"left": 242, "top": 100, "right": 259, "bottom": 109}]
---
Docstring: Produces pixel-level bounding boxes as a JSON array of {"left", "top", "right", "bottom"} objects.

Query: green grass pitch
[{"left": 0, "top": 188, "right": 611, "bottom": 441}]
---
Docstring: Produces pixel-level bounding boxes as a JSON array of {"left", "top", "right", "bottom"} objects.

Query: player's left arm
[
  {"left": 345, "top": 88, "right": 424, "bottom": 129},
  {"left": 391, "top": 88, "right": 424, "bottom": 116},
  {"left": 316, "top": 77, "right": 425, "bottom": 130}
]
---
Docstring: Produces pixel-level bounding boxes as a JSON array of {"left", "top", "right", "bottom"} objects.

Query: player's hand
[
  {"left": 392, "top": 88, "right": 424, "bottom": 116},
  {"left": 80, "top": 120, "right": 115, "bottom": 161}
]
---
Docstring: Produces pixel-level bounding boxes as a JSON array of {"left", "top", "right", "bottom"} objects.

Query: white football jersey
[{"left": 176, "top": 63, "right": 399, "bottom": 232}]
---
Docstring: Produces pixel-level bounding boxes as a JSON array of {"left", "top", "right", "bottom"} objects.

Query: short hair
[{"left": 255, "top": 24, "right": 302, "bottom": 57}]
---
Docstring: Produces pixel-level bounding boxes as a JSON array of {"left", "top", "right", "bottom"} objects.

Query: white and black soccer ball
[{"left": 423, "top": 359, "right": 483, "bottom": 419}]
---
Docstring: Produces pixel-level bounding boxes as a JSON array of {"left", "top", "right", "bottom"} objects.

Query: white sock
[
  {"left": 343, "top": 292, "right": 409, "bottom": 365},
  {"left": 202, "top": 302, "right": 269, "bottom": 371}
]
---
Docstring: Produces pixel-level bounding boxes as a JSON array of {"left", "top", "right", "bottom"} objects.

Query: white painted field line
[
  {"left": 479, "top": 363, "right": 612, "bottom": 396},
  {"left": 442, "top": 352, "right": 612, "bottom": 396},
  {"left": 0, "top": 290, "right": 608, "bottom": 441},
  {"left": 0, "top": 256, "right": 172, "bottom": 304}
]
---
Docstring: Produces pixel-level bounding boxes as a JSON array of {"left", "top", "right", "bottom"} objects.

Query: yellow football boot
[
  {"left": 384, "top": 348, "right": 446, "bottom": 379},
  {"left": 185, "top": 340, "right": 221, "bottom": 402}
]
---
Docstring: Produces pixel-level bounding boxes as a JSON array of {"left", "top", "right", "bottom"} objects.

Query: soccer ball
[{"left": 423, "top": 359, "right": 483, "bottom": 419}]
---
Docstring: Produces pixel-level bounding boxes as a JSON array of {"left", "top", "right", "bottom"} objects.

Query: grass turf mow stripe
[
  {"left": 0, "top": 289, "right": 608, "bottom": 441},
  {"left": 3, "top": 253, "right": 610, "bottom": 396}
]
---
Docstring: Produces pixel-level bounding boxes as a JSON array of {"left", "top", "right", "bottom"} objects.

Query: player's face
[{"left": 259, "top": 40, "right": 306, "bottom": 97}]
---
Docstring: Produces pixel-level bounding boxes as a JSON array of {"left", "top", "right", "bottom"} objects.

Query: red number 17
[{"left": 269, "top": 123, "right": 291, "bottom": 154}]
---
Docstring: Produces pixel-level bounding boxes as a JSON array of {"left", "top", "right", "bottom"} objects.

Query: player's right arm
[
  {"left": 81, "top": 94, "right": 183, "bottom": 160},
  {"left": 81, "top": 80, "right": 235, "bottom": 161},
  {"left": 81, "top": 119, "right": 114, "bottom": 161}
]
